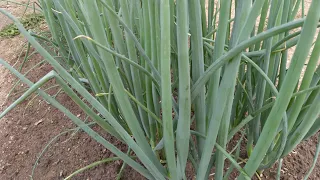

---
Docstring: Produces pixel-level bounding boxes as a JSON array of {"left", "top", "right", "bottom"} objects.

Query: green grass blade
[
  {"left": 276, "top": 159, "right": 283, "bottom": 180},
  {"left": 287, "top": 32, "right": 320, "bottom": 131},
  {"left": 189, "top": 0, "right": 206, "bottom": 158},
  {"left": 0, "top": 71, "right": 55, "bottom": 119},
  {"left": 283, "top": 92, "right": 320, "bottom": 156},
  {"left": 176, "top": 0, "right": 191, "bottom": 178},
  {"left": 65, "top": 157, "right": 135, "bottom": 180},
  {"left": 160, "top": 0, "right": 177, "bottom": 179}
]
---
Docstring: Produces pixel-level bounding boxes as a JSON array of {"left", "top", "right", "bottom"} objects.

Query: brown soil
[{"left": 0, "top": 1, "right": 319, "bottom": 180}]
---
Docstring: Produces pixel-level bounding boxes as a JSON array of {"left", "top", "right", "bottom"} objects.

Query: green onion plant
[{"left": 1, "top": 0, "right": 320, "bottom": 179}]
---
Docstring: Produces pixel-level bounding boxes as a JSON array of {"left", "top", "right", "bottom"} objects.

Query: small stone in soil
[
  {"left": 59, "top": 170, "right": 64, "bottom": 177},
  {"left": 34, "top": 119, "right": 43, "bottom": 126},
  {"left": 22, "top": 127, "right": 27, "bottom": 132}
]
